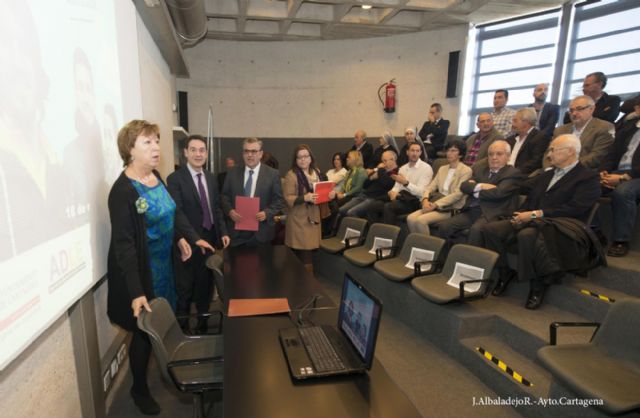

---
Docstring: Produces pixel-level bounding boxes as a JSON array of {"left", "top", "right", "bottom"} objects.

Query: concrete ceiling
[{"left": 202, "top": 0, "right": 568, "bottom": 41}]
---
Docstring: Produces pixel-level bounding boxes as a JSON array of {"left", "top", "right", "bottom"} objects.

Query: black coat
[
  {"left": 521, "top": 162, "right": 600, "bottom": 223},
  {"left": 106, "top": 171, "right": 199, "bottom": 331},
  {"left": 418, "top": 119, "right": 450, "bottom": 151},
  {"left": 505, "top": 128, "right": 549, "bottom": 175},
  {"left": 460, "top": 162, "right": 524, "bottom": 220},
  {"left": 350, "top": 142, "right": 375, "bottom": 169},
  {"left": 605, "top": 116, "right": 640, "bottom": 179}
]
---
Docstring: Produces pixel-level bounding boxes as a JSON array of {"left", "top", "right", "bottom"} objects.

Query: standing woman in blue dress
[{"left": 107, "top": 120, "right": 214, "bottom": 415}]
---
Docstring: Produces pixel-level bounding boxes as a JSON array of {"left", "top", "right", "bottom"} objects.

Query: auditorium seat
[
  {"left": 137, "top": 298, "right": 224, "bottom": 418},
  {"left": 320, "top": 216, "right": 367, "bottom": 254},
  {"left": 343, "top": 223, "right": 401, "bottom": 267},
  {"left": 538, "top": 298, "right": 640, "bottom": 415},
  {"left": 374, "top": 233, "right": 445, "bottom": 282},
  {"left": 411, "top": 244, "right": 498, "bottom": 304}
]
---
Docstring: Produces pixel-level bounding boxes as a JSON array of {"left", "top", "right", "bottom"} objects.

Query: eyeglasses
[
  {"left": 243, "top": 149, "right": 261, "bottom": 155},
  {"left": 548, "top": 146, "right": 569, "bottom": 153},
  {"left": 568, "top": 105, "right": 592, "bottom": 113},
  {"left": 296, "top": 154, "right": 311, "bottom": 160}
]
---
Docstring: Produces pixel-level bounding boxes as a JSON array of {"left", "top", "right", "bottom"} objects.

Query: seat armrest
[
  {"left": 375, "top": 245, "right": 398, "bottom": 260},
  {"left": 549, "top": 322, "right": 601, "bottom": 345},
  {"left": 459, "top": 279, "right": 492, "bottom": 301},
  {"left": 344, "top": 236, "right": 362, "bottom": 249},
  {"left": 414, "top": 260, "right": 442, "bottom": 277}
]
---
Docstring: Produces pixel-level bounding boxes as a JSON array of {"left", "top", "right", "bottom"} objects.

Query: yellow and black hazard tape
[
  {"left": 580, "top": 289, "right": 615, "bottom": 303},
  {"left": 476, "top": 347, "right": 533, "bottom": 387}
]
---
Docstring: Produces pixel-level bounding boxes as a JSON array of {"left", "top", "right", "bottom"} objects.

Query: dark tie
[
  {"left": 488, "top": 171, "right": 496, "bottom": 180},
  {"left": 244, "top": 169, "right": 254, "bottom": 197},
  {"left": 196, "top": 173, "right": 213, "bottom": 230}
]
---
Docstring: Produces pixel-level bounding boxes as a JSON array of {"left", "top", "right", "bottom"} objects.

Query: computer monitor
[{"left": 337, "top": 273, "right": 383, "bottom": 369}]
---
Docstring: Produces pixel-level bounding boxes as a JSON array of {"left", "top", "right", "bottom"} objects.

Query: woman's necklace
[{"left": 127, "top": 167, "right": 154, "bottom": 185}]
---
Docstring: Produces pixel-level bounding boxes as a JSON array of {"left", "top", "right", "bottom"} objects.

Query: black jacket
[
  {"left": 505, "top": 128, "right": 549, "bottom": 175},
  {"left": 460, "top": 162, "right": 524, "bottom": 220},
  {"left": 350, "top": 142, "right": 375, "bottom": 169},
  {"left": 604, "top": 116, "right": 640, "bottom": 179},
  {"left": 419, "top": 119, "right": 450, "bottom": 151}
]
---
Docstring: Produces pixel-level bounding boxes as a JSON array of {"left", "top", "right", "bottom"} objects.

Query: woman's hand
[
  {"left": 131, "top": 295, "right": 152, "bottom": 318},
  {"left": 178, "top": 238, "right": 192, "bottom": 261},
  {"left": 329, "top": 190, "right": 336, "bottom": 199},
  {"left": 304, "top": 192, "right": 317, "bottom": 203}
]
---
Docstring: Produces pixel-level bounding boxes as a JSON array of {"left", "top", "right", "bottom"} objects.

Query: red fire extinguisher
[{"left": 378, "top": 79, "right": 396, "bottom": 113}]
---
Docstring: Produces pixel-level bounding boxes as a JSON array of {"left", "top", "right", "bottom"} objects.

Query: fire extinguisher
[{"left": 378, "top": 79, "right": 396, "bottom": 113}]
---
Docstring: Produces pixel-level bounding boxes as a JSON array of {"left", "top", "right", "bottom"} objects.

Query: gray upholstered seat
[
  {"left": 343, "top": 223, "right": 401, "bottom": 267},
  {"left": 137, "top": 298, "right": 223, "bottom": 418},
  {"left": 411, "top": 244, "right": 498, "bottom": 304},
  {"left": 320, "top": 216, "right": 367, "bottom": 254},
  {"left": 374, "top": 234, "right": 445, "bottom": 282},
  {"left": 537, "top": 299, "right": 640, "bottom": 415}
]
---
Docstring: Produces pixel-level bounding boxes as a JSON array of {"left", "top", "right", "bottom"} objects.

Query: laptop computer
[{"left": 279, "top": 273, "right": 383, "bottom": 379}]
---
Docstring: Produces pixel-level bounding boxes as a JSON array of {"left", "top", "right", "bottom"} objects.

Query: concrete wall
[
  {"left": 0, "top": 315, "right": 82, "bottom": 418},
  {"left": 177, "top": 26, "right": 468, "bottom": 140}
]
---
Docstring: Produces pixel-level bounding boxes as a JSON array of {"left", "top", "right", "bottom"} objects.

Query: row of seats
[{"left": 320, "top": 217, "right": 499, "bottom": 304}]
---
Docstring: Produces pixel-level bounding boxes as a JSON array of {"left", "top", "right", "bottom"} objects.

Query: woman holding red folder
[{"left": 283, "top": 144, "right": 322, "bottom": 273}]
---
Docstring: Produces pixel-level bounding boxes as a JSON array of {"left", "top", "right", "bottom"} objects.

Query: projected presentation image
[
  {"left": 0, "top": 0, "right": 129, "bottom": 370},
  {"left": 340, "top": 285, "right": 375, "bottom": 358}
]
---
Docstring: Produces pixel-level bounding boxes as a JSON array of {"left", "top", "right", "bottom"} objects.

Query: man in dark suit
[
  {"left": 221, "top": 137, "right": 285, "bottom": 247},
  {"left": 553, "top": 95, "right": 614, "bottom": 170},
  {"left": 419, "top": 102, "right": 450, "bottom": 159},
  {"left": 506, "top": 108, "right": 548, "bottom": 175},
  {"left": 531, "top": 83, "right": 560, "bottom": 140},
  {"left": 167, "top": 135, "right": 230, "bottom": 325},
  {"left": 483, "top": 134, "right": 600, "bottom": 309},
  {"left": 435, "top": 140, "right": 523, "bottom": 246},
  {"left": 601, "top": 98, "right": 640, "bottom": 257},
  {"left": 350, "top": 130, "right": 374, "bottom": 168},
  {"left": 563, "top": 72, "right": 621, "bottom": 124}
]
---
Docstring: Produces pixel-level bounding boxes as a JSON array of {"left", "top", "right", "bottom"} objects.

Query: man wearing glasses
[
  {"left": 221, "top": 137, "right": 285, "bottom": 246},
  {"left": 563, "top": 72, "right": 621, "bottom": 124},
  {"left": 552, "top": 95, "right": 614, "bottom": 170}
]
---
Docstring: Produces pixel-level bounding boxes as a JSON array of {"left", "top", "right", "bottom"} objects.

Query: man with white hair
[
  {"left": 482, "top": 134, "right": 601, "bottom": 309},
  {"left": 553, "top": 95, "right": 614, "bottom": 170},
  {"left": 506, "top": 107, "right": 548, "bottom": 175}
]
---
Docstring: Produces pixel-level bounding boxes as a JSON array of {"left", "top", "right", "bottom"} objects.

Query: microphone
[{"left": 297, "top": 294, "right": 322, "bottom": 327}]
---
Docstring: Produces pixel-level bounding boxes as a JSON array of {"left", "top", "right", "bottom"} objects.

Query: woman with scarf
[{"left": 283, "top": 144, "right": 322, "bottom": 272}]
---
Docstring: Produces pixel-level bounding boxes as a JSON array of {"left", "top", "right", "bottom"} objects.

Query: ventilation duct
[{"left": 165, "top": 0, "right": 207, "bottom": 47}]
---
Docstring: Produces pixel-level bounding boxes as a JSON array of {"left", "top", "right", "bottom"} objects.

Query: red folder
[
  {"left": 313, "top": 181, "right": 335, "bottom": 204},
  {"left": 235, "top": 196, "right": 260, "bottom": 231}
]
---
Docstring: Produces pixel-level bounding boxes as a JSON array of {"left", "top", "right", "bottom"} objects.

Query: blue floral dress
[{"left": 131, "top": 180, "right": 177, "bottom": 309}]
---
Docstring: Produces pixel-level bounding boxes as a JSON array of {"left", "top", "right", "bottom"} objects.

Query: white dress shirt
[
  {"left": 244, "top": 163, "right": 261, "bottom": 197},
  {"left": 391, "top": 159, "right": 433, "bottom": 198}
]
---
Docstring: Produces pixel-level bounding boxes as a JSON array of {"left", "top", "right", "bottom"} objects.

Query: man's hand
[
  {"left": 131, "top": 295, "right": 151, "bottom": 318},
  {"left": 388, "top": 190, "right": 398, "bottom": 201},
  {"left": 422, "top": 200, "right": 436, "bottom": 213},
  {"left": 478, "top": 183, "right": 497, "bottom": 191},
  {"left": 195, "top": 239, "right": 215, "bottom": 254},
  {"left": 391, "top": 173, "right": 408, "bottom": 186},
  {"left": 177, "top": 238, "right": 192, "bottom": 261},
  {"left": 229, "top": 209, "right": 242, "bottom": 223},
  {"left": 510, "top": 211, "right": 534, "bottom": 226},
  {"left": 601, "top": 173, "right": 623, "bottom": 189},
  {"left": 256, "top": 211, "right": 267, "bottom": 222},
  {"left": 221, "top": 235, "right": 231, "bottom": 248}
]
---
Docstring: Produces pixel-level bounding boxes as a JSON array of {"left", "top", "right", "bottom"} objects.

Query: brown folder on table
[{"left": 228, "top": 298, "right": 291, "bottom": 317}]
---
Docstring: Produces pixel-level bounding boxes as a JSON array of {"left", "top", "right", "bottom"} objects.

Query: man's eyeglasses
[
  {"left": 243, "top": 149, "right": 261, "bottom": 155},
  {"left": 548, "top": 146, "right": 569, "bottom": 153},
  {"left": 568, "top": 105, "right": 592, "bottom": 113}
]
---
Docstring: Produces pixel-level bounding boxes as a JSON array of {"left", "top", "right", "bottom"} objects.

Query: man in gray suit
[
  {"left": 464, "top": 113, "right": 504, "bottom": 166},
  {"left": 552, "top": 95, "right": 614, "bottom": 170},
  {"left": 221, "top": 137, "right": 285, "bottom": 246}
]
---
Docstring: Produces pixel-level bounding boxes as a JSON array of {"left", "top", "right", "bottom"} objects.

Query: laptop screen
[{"left": 337, "top": 273, "right": 383, "bottom": 369}]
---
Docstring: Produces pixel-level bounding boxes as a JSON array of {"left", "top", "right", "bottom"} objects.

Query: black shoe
[
  {"left": 525, "top": 287, "right": 546, "bottom": 310},
  {"left": 492, "top": 270, "right": 515, "bottom": 296},
  {"left": 607, "top": 241, "right": 629, "bottom": 257},
  {"left": 196, "top": 317, "right": 208, "bottom": 335},
  {"left": 130, "top": 388, "right": 161, "bottom": 415}
]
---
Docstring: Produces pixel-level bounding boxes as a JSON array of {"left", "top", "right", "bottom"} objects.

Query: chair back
[
  {"left": 137, "top": 298, "right": 186, "bottom": 384},
  {"left": 397, "top": 233, "right": 446, "bottom": 264},
  {"left": 592, "top": 299, "right": 640, "bottom": 363},
  {"left": 337, "top": 216, "right": 368, "bottom": 242},
  {"left": 206, "top": 254, "right": 225, "bottom": 300},
  {"left": 363, "top": 223, "right": 401, "bottom": 251},
  {"left": 441, "top": 244, "right": 498, "bottom": 294}
]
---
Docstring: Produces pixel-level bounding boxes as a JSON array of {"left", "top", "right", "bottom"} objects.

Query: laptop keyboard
[{"left": 299, "top": 326, "right": 346, "bottom": 373}]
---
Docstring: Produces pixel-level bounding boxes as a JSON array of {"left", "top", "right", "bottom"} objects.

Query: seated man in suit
[
  {"left": 349, "top": 129, "right": 374, "bottom": 169},
  {"left": 463, "top": 113, "right": 504, "bottom": 166},
  {"left": 552, "top": 95, "right": 614, "bottom": 170},
  {"left": 601, "top": 97, "right": 640, "bottom": 257},
  {"left": 483, "top": 134, "right": 601, "bottom": 309},
  {"left": 435, "top": 140, "right": 523, "bottom": 246},
  {"left": 167, "top": 135, "right": 230, "bottom": 329},
  {"left": 563, "top": 72, "right": 621, "bottom": 124},
  {"left": 419, "top": 102, "right": 450, "bottom": 160},
  {"left": 221, "top": 137, "right": 285, "bottom": 247},
  {"left": 506, "top": 107, "right": 548, "bottom": 176},
  {"left": 531, "top": 83, "right": 560, "bottom": 140}
]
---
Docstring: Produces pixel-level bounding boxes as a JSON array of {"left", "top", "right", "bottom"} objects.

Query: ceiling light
[{"left": 361, "top": 5, "right": 372, "bottom": 10}]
